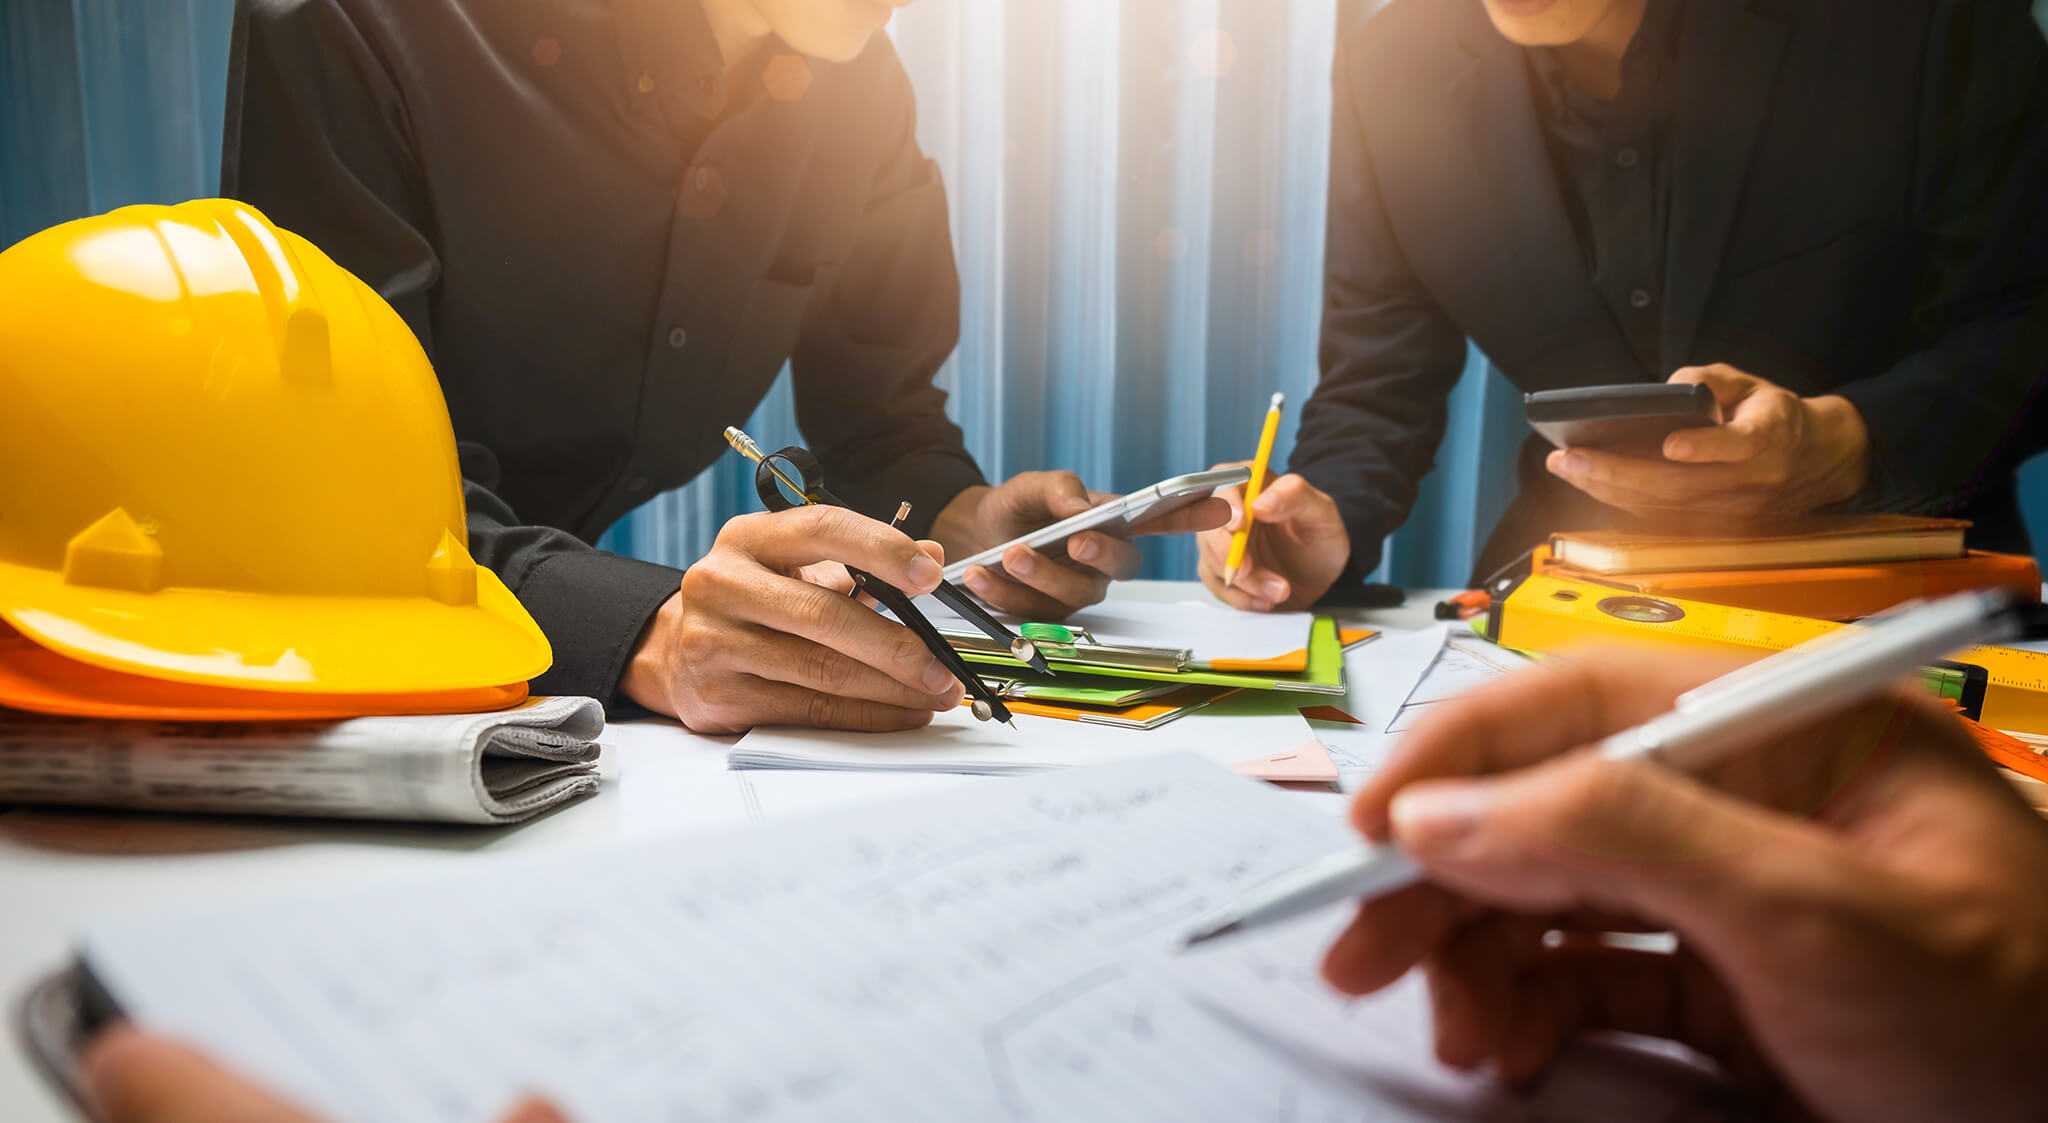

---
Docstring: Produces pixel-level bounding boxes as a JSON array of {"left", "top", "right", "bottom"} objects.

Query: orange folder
[
  {"left": 1531, "top": 546, "right": 2040, "bottom": 622},
  {"left": 1207, "top": 628, "right": 1378, "bottom": 673}
]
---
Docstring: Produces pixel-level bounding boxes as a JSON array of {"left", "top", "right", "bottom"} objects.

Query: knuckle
[
  {"left": 800, "top": 642, "right": 852, "bottom": 693},
  {"left": 805, "top": 691, "right": 847, "bottom": 729},
  {"left": 792, "top": 589, "right": 842, "bottom": 641},
  {"left": 1554, "top": 759, "right": 1652, "bottom": 823},
  {"left": 718, "top": 511, "right": 770, "bottom": 547},
  {"left": 891, "top": 634, "right": 928, "bottom": 675}
]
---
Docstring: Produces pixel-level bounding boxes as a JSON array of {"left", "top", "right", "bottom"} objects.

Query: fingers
[
  {"left": 1067, "top": 531, "right": 1145, "bottom": 581},
  {"left": 961, "top": 547, "right": 1112, "bottom": 619},
  {"left": 1322, "top": 883, "right": 1470, "bottom": 997},
  {"left": 1351, "top": 649, "right": 1737, "bottom": 839},
  {"left": 1667, "top": 363, "right": 1760, "bottom": 411},
  {"left": 699, "top": 565, "right": 959, "bottom": 698},
  {"left": 719, "top": 677, "right": 951, "bottom": 733},
  {"left": 1385, "top": 748, "right": 1844, "bottom": 939},
  {"left": 1213, "top": 477, "right": 1250, "bottom": 534},
  {"left": 1196, "top": 524, "right": 1281, "bottom": 611},
  {"left": 1546, "top": 448, "right": 1794, "bottom": 515},
  {"left": 1663, "top": 373, "right": 1799, "bottom": 465},
  {"left": 1036, "top": 471, "right": 1103, "bottom": 521},
  {"left": 1133, "top": 495, "right": 1231, "bottom": 537},
  {"left": 1494, "top": 943, "right": 1763, "bottom": 1087},
  {"left": 1195, "top": 480, "right": 1265, "bottom": 608},
  {"left": 82, "top": 1026, "right": 327, "bottom": 1123},
  {"left": 729, "top": 507, "right": 945, "bottom": 595},
  {"left": 735, "top": 624, "right": 964, "bottom": 712}
]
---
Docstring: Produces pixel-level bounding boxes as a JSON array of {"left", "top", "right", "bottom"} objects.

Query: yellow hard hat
[{"left": 0, "top": 199, "right": 551, "bottom": 694}]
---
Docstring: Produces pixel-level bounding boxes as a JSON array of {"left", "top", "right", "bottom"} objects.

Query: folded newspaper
[{"left": 0, "top": 696, "right": 605, "bottom": 825}]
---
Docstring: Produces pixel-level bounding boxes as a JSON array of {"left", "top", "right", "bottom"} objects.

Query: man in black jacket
[
  {"left": 1199, "top": 0, "right": 2048, "bottom": 611},
  {"left": 227, "top": 0, "right": 1221, "bottom": 732}
]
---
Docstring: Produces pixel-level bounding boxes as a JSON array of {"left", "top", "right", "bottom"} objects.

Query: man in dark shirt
[
  {"left": 226, "top": 0, "right": 1219, "bottom": 732},
  {"left": 1197, "top": 0, "right": 2048, "bottom": 611}
]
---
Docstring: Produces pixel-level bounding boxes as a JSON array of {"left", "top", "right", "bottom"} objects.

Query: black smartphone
[{"left": 1523, "top": 383, "right": 1722, "bottom": 457}]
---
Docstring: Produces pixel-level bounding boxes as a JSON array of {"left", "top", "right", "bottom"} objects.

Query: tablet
[
  {"left": 1525, "top": 383, "right": 1722, "bottom": 456},
  {"left": 943, "top": 466, "right": 1252, "bottom": 582}
]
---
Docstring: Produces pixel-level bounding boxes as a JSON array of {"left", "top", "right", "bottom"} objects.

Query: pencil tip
[
  {"left": 1222, "top": 566, "right": 1239, "bottom": 590},
  {"left": 1177, "top": 921, "right": 1236, "bottom": 951}
]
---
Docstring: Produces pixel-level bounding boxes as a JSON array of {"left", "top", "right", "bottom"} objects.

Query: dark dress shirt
[
  {"left": 1294, "top": 0, "right": 2048, "bottom": 586},
  {"left": 223, "top": 0, "right": 983, "bottom": 708},
  {"left": 1530, "top": 0, "right": 1685, "bottom": 376}
]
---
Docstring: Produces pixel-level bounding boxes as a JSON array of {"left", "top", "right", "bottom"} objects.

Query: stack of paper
[{"left": 730, "top": 700, "right": 1334, "bottom": 781}]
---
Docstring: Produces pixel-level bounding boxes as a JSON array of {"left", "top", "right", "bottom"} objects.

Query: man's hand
[
  {"left": 1323, "top": 650, "right": 2048, "bottom": 1122},
  {"left": 1195, "top": 468, "right": 1350, "bottom": 612},
  {"left": 620, "top": 506, "right": 965, "bottom": 735},
  {"left": 1547, "top": 366, "right": 1871, "bottom": 518},
  {"left": 82, "top": 1025, "right": 567, "bottom": 1123},
  {"left": 938, "top": 472, "right": 1227, "bottom": 619}
]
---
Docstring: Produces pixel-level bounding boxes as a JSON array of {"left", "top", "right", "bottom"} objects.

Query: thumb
[
  {"left": 1667, "top": 365, "right": 1757, "bottom": 410},
  {"left": 1041, "top": 471, "right": 1098, "bottom": 518},
  {"left": 1390, "top": 753, "right": 1827, "bottom": 938},
  {"left": 1248, "top": 474, "right": 1319, "bottom": 523}
]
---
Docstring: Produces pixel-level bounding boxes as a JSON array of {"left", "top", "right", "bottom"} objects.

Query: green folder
[
  {"left": 978, "top": 676, "right": 1186, "bottom": 707},
  {"left": 964, "top": 617, "right": 1349, "bottom": 696}
]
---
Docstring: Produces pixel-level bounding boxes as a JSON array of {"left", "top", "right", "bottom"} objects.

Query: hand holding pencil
[{"left": 1197, "top": 395, "right": 1352, "bottom": 613}]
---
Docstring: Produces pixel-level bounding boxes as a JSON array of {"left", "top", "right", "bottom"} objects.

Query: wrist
[
  {"left": 931, "top": 485, "right": 993, "bottom": 558},
  {"left": 619, "top": 592, "right": 682, "bottom": 717},
  {"left": 1803, "top": 394, "right": 1871, "bottom": 506}
]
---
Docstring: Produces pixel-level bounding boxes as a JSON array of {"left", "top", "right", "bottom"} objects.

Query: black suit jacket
[{"left": 1292, "top": 0, "right": 2048, "bottom": 582}]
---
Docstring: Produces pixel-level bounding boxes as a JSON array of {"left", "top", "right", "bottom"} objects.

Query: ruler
[{"left": 1480, "top": 574, "right": 2048, "bottom": 735}]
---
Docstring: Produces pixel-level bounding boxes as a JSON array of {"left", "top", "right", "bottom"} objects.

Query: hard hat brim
[
  {"left": 0, "top": 564, "right": 553, "bottom": 695},
  {"left": 0, "top": 623, "right": 529, "bottom": 720}
]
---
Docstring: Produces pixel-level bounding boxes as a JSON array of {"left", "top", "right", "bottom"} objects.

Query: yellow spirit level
[{"left": 1481, "top": 574, "right": 2048, "bottom": 735}]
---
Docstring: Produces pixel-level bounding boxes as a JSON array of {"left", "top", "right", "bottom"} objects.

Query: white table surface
[{"left": 0, "top": 582, "right": 1448, "bottom": 1122}]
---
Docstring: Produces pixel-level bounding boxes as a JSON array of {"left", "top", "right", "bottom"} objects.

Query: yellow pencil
[{"left": 1224, "top": 392, "right": 1285, "bottom": 590}]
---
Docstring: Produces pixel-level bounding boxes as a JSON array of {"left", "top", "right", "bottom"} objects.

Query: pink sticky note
[{"left": 1231, "top": 738, "right": 1340, "bottom": 785}]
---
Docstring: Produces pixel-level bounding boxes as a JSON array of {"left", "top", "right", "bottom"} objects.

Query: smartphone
[
  {"left": 1524, "top": 383, "right": 1722, "bottom": 456},
  {"left": 943, "top": 466, "right": 1253, "bottom": 582}
]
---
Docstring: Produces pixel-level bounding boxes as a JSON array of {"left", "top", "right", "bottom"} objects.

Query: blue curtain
[{"left": 7, "top": 1, "right": 2043, "bottom": 590}]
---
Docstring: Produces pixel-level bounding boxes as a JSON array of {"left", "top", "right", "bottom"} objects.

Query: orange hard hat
[{"left": 0, "top": 624, "right": 527, "bottom": 721}]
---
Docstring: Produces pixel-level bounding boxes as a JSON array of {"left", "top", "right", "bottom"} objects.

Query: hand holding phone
[
  {"left": 943, "top": 467, "right": 1251, "bottom": 583},
  {"left": 1525, "top": 383, "right": 1722, "bottom": 457},
  {"left": 1539, "top": 367, "right": 1874, "bottom": 520}
]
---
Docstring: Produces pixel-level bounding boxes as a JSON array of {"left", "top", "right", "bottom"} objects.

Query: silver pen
[{"left": 1180, "top": 589, "right": 2036, "bottom": 949}]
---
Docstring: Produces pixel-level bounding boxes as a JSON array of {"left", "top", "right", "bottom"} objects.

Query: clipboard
[{"left": 959, "top": 617, "right": 1360, "bottom": 695}]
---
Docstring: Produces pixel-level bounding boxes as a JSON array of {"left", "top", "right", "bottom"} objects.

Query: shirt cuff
[
  {"left": 516, "top": 549, "right": 684, "bottom": 713},
  {"left": 1290, "top": 463, "right": 1386, "bottom": 585}
]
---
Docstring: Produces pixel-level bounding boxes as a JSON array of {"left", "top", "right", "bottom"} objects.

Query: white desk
[{"left": 0, "top": 582, "right": 1446, "bottom": 1121}]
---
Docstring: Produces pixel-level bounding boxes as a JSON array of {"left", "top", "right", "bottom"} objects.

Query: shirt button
[
  {"left": 1615, "top": 146, "right": 1641, "bottom": 169},
  {"left": 628, "top": 474, "right": 650, "bottom": 495},
  {"left": 636, "top": 72, "right": 656, "bottom": 95},
  {"left": 697, "top": 74, "right": 721, "bottom": 98},
  {"left": 666, "top": 326, "right": 689, "bottom": 350},
  {"left": 1629, "top": 288, "right": 1655, "bottom": 309}
]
